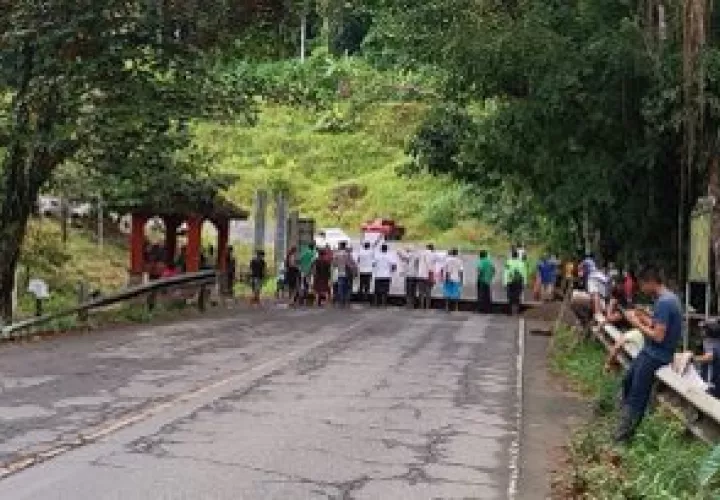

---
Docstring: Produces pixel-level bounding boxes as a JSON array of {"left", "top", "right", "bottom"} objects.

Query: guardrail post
[
  {"left": 77, "top": 281, "right": 88, "bottom": 323},
  {"left": 146, "top": 290, "right": 157, "bottom": 313},
  {"left": 198, "top": 284, "right": 208, "bottom": 313}
]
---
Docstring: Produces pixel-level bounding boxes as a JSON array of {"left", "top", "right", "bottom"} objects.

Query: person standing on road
[
  {"left": 537, "top": 255, "right": 558, "bottom": 302},
  {"left": 285, "top": 246, "right": 302, "bottom": 306},
  {"left": 503, "top": 250, "right": 527, "bottom": 315},
  {"left": 398, "top": 246, "right": 419, "bottom": 309},
  {"left": 615, "top": 265, "right": 682, "bottom": 443},
  {"left": 417, "top": 244, "right": 436, "bottom": 310},
  {"left": 298, "top": 242, "right": 317, "bottom": 305},
  {"left": 356, "top": 241, "right": 374, "bottom": 303},
  {"left": 249, "top": 250, "right": 267, "bottom": 306},
  {"left": 443, "top": 248, "right": 464, "bottom": 312},
  {"left": 373, "top": 244, "right": 395, "bottom": 307},
  {"left": 226, "top": 246, "right": 237, "bottom": 297},
  {"left": 476, "top": 250, "right": 495, "bottom": 313},
  {"left": 332, "top": 241, "right": 355, "bottom": 308},
  {"left": 312, "top": 247, "right": 332, "bottom": 307}
]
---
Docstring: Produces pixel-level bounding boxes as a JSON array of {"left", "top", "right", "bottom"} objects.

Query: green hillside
[{"left": 195, "top": 102, "right": 507, "bottom": 251}]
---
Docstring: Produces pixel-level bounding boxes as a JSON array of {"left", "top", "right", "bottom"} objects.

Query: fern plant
[{"left": 699, "top": 444, "right": 720, "bottom": 493}]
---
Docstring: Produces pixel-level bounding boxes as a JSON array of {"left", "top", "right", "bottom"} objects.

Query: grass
[
  {"left": 195, "top": 102, "right": 510, "bottom": 252},
  {"left": 17, "top": 220, "right": 128, "bottom": 317},
  {"left": 549, "top": 325, "right": 718, "bottom": 499}
]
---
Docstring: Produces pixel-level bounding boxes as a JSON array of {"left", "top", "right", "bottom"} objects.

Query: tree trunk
[
  {"left": 0, "top": 148, "right": 37, "bottom": 323},
  {"left": 710, "top": 155, "right": 720, "bottom": 312},
  {"left": 0, "top": 45, "right": 72, "bottom": 323}
]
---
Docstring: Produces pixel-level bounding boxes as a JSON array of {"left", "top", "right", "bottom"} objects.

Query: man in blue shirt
[
  {"left": 537, "top": 255, "right": 557, "bottom": 301},
  {"left": 580, "top": 253, "right": 596, "bottom": 291},
  {"left": 615, "top": 265, "right": 682, "bottom": 443}
]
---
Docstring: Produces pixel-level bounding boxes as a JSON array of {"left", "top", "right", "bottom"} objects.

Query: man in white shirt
[
  {"left": 356, "top": 241, "right": 375, "bottom": 303},
  {"left": 416, "top": 244, "right": 437, "bottom": 309},
  {"left": 398, "top": 247, "right": 419, "bottom": 309},
  {"left": 332, "top": 241, "right": 355, "bottom": 307},
  {"left": 373, "top": 244, "right": 395, "bottom": 307},
  {"left": 587, "top": 267, "right": 610, "bottom": 315},
  {"left": 443, "top": 248, "right": 464, "bottom": 312}
]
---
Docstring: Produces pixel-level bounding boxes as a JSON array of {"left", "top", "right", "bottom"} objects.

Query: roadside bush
[
  {"left": 218, "top": 53, "right": 441, "bottom": 110},
  {"left": 550, "top": 325, "right": 717, "bottom": 499}
]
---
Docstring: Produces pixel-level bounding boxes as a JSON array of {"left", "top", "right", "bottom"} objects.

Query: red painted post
[
  {"left": 164, "top": 216, "right": 180, "bottom": 265},
  {"left": 216, "top": 218, "right": 229, "bottom": 273},
  {"left": 130, "top": 213, "right": 148, "bottom": 277},
  {"left": 185, "top": 216, "right": 203, "bottom": 272}
]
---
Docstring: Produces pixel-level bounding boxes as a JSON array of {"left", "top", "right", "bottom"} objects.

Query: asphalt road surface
[{"left": 0, "top": 307, "right": 522, "bottom": 499}]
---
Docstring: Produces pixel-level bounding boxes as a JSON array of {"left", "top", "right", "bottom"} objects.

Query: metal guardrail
[
  {"left": 1, "top": 270, "right": 218, "bottom": 340},
  {"left": 593, "top": 313, "right": 720, "bottom": 444}
]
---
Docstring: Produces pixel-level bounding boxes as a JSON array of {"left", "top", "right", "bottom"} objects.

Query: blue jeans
[
  {"left": 336, "top": 276, "right": 350, "bottom": 306},
  {"left": 622, "top": 350, "right": 666, "bottom": 420}
]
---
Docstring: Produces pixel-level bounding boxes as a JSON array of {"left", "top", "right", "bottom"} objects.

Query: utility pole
[
  {"left": 300, "top": 0, "right": 308, "bottom": 62},
  {"left": 97, "top": 194, "right": 104, "bottom": 251}
]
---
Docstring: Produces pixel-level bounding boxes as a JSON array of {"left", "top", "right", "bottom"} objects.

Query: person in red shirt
[
  {"left": 161, "top": 263, "right": 179, "bottom": 279},
  {"left": 623, "top": 270, "right": 637, "bottom": 305}
]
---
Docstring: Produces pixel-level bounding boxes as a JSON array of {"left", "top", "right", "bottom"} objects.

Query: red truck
[{"left": 361, "top": 218, "right": 406, "bottom": 241}]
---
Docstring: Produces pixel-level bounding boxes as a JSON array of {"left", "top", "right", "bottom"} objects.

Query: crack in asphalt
[{"left": 0, "top": 310, "right": 518, "bottom": 499}]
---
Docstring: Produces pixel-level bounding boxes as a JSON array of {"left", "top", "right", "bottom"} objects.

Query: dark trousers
[
  {"left": 507, "top": 282, "right": 523, "bottom": 315},
  {"left": 374, "top": 278, "right": 391, "bottom": 306},
  {"left": 405, "top": 276, "right": 417, "bottom": 308},
  {"left": 622, "top": 351, "right": 665, "bottom": 421},
  {"left": 336, "top": 276, "right": 350, "bottom": 306},
  {"left": 359, "top": 273, "right": 372, "bottom": 301},
  {"left": 477, "top": 282, "right": 492, "bottom": 313},
  {"left": 417, "top": 278, "right": 432, "bottom": 308}
]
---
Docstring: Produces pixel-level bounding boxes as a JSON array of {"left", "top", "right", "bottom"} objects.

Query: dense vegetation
[
  {"left": 372, "top": 0, "right": 720, "bottom": 283},
  {"left": 195, "top": 61, "right": 507, "bottom": 250},
  {"left": 550, "top": 325, "right": 718, "bottom": 498},
  {"left": 3, "top": 1, "right": 720, "bottom": 318}
]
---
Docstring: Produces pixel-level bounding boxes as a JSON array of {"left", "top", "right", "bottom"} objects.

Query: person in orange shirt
[{"left": 563, "top": 260, "right": 576, "bottom": 293}]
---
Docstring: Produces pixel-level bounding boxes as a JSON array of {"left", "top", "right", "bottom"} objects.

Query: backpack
[{"left": 511, "top": 268, "right": 523, "bottom": 285}]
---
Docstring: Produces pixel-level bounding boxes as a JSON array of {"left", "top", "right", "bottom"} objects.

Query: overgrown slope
[{"left": 196, "top": 102, "right": 508, "bottom": 250}]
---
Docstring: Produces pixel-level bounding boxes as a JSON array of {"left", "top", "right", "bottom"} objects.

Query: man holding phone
[{"left": 614, "top": 265, "right": 682, "bottom": 443}]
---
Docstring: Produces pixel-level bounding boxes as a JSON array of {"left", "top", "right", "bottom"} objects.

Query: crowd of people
[{"left": 256, "top": 239, "right": 552, "bottom": 314}]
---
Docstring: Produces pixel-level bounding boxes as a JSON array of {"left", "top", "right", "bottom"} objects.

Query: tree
[
  {"left": 382, "top": 0, "right": 695, "bottom": 266},
  {"left": 0, "top": 1, "right": 253, "bottom": 322}
]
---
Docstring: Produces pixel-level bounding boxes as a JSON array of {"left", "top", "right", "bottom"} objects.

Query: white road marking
[{"left": 507, "top": 318, "right": 525, "bottom": 500}]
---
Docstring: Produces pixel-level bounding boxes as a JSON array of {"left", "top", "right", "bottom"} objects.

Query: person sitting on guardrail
[
  {"left": 615, "top": 265, "right": 682, "bottom": 443},
  {"left": 604, "top": 328, "right": 644, "bottom": 373},
  {"left": 587, "top": 266, "right": 610, "bottom": 316},
  {"left": 601, "top": 284, "right": 633, "bottom": 330},
  {"left": 580, "top": 253, "right": 597, "bottom": 291},
  {"left": 681, "top": 321, "right": 720, "bottom": 398}
]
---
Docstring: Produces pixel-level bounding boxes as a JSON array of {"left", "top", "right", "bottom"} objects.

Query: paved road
[{"left": 0, "top": 307, "right": 521, "bottom": 499}]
